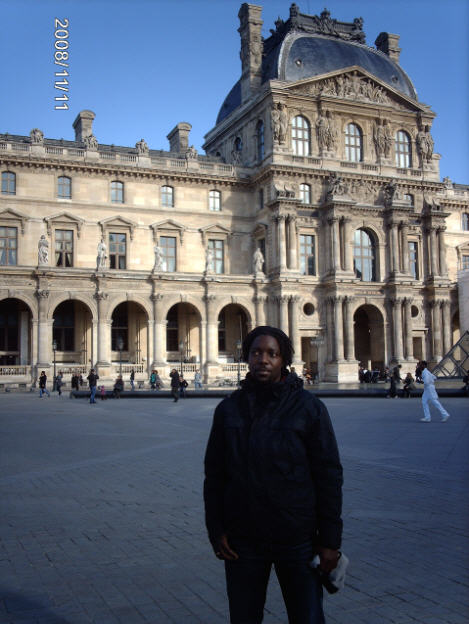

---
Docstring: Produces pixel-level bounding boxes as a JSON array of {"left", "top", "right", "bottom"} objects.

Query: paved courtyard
[{"left": 0, "top": 393, "right": 468, "bottom": 624}]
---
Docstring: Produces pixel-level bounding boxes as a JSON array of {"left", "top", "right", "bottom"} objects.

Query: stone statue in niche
[
  {"left": 383, "top": 181, "right": 397, "bottom": 207},
  {"left": 153, "top": 244, "right": 164, "bottom": 272},
  {"left": 205, "top": 245, "right": 214, "bottom": 274},
  {"left": 96, "top": 238, "right": 107, "bottom": 270},
  {"left": 38, "top": 235, "right": 49, "bottom": 266},
  {"left": 30, "top": 128, "right": 44, "bottom": 145},
  {"left": 253, "top": 247, "right": 264, "bottom": 275},
  {"left": 373, "top": 120, "right": 386, "bottom": 158},
  {"left": 135, "top": 138, "right": 149, "bottom": 155},
  {"left": 326, "top": 172, "right": 347, "bottom": 200},
  {"left": 417, "top": 126, "right": 434, "bottom": 164}
]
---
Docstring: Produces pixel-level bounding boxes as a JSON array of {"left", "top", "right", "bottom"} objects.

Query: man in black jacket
[
  {"left": 170, "top": 368, "right": 180, "bottom": 402},
  {"left": 204, "top": 326, "right": 343, "bottom": 624}
]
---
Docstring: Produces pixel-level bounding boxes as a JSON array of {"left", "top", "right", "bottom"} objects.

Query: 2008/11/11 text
[{"left": 54, "top": 18, "right": 69, "bottom": 110}]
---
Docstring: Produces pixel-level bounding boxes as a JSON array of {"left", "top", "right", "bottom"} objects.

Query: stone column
[
  {"left": 204, "top": 295, "right": 218, "bottom": 365},
  {"left": 442, "top": 300, "right": 452, "bottom": 354},
  {"left": 430, "top": 227, "right": 439, "bottom": 276},
  {"left": 391, "top": 298, "right": 404, "bottom": 361},
  {"left": 401, "top": 223, "right": 410, "bottom": 274},
  {"left": 276, "top": 215, "right": 287, "bottom": 271},
  {"left": 95, "top": 292, "right": 111, "bottom": 366},
  {"left": 254, "top": 295, "right": 267, "bottom": 326},
  {"left": 403, "top": 297, "right": 413, "bottom": 360},
  {"left": 288, "top": 215, "right": 298, "bottom": 270},
  {"left": 289, "top": 295, "right": 302, "bottom": 364},
  {"left": 391, "top": 222, "right": 399, "bottom": 274},
  {"left": 438, "top": 227, "right": 448, "bottom": 278},
  {"left": 199, "top": 321, "right": 207, "bottom": 371},
  {"left": 91, "top": 320, "right": 98, "bottom": 368},
  {"left": 431, "top": 300, "right": 443, "bottom": 361},
  {"left": 325, "top": 299, "right": 334, "bottom": 362},
  {"left": 278, "top": 295, "right": 289, "bottom": 333},
  {"left": 328, "top": 217, "right": 341, "bottom": 271},
  {"left": 332, "top": 296, "right": 344, "bottom": 361},
  {"left": 344, "top": 296, "right": 355, "bottom": 361},
  {"left": 343, "top": 218, "right": 353, "bottom": 272},
  {"left": 151, "top": 293, "right": 167, "bottom": 367},
  {"left": 36, "top": 289, "right": 50, "bottom": 367}
]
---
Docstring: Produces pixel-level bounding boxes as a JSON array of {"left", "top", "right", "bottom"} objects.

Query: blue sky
[{"left": 1, "top": 0, "right": 468, "bottom": 182}]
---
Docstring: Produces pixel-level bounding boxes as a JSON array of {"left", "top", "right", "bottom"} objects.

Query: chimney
[
  {"left": 238, "top": 4, "right": 263, "bottom": 104},
  {"left": 72, "top": 110, "right": 96, "bottom": 142},
  {"left": 166, "top": 122, "right": 192, "bottom": 153},
  {"left": 375, "top": 32, "right": 401, "bottom": 64}
]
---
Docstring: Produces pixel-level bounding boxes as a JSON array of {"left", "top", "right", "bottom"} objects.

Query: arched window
[
  {"left": 234, "top": 137, "right": 243, "bottom": 152},
  {"left": 256, "top": 121, "right": 264, "bottom": 162},
  {"left": 209, "top": 189, "right": 221, "bottom": 211},
  {"left": 353, "top": 229, "right": 376, "bottom": 281},
  {"left": 395, "top": 130, "right": 412, "bottom": 168},
  {"left": 345, "top": 123, "right": 363, "bottom": 162},
  {"left": 161, "top": 185, "right": 174, "bottom": 207},
  {"left": 1, "top": 171, "right": 16, "bottom": 195},
  {"left": 111, "top": 180, "right": 124, "bottom": 203},
  {"left": 291, "top": 116, "right": 311, "bottom": 156},
  {"left": 58, "top": 176, "right": 72, "bottom": 199},
  {"left": 299, "top": 183, "right": 311, "bottom": 204}
]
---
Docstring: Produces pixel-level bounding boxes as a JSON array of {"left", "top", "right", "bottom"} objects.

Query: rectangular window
[
  {"left": 111, "top": 181, "right": 124, "bottom": 204},
  {"left": 55, "top": 229, "right": 73, "bottom": 267},
  {"left": 259, "top": 188, "right": 264, "bottom": 210},
  {"left": 209, "top": 239, "right": 224, "bottom": 274},
  {"left": 462, "top": 255, "right": 469, "bottom": 271},
  {"left": 109, "top": 233, "right": 126, "bottom": 269},
  {"left": 58, "top": 176, "right": 72, "bottom": 199},
  {"left": 300, "top": 234, "right": 316, "bottom": 275},
  {"left": 463, "top": 213, "right": 469, "bottom": 231},
  {"left": 409, "top": 241, "right": 419, "bottom": 280},
  {"left": 160, "top": 236, "right": 176, "bottom": 272},
  {"left": 0, "top": 226, "right": 17, "bottom": 265},
  {"left": 209, "top": 190, "right": 221, "bottom": 211}
]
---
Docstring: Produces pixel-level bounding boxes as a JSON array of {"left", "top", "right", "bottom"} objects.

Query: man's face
[{"left": 248, "top": 334, "right": 283, "bottom": 384}]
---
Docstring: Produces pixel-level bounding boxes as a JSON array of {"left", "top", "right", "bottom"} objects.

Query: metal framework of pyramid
[{"left": 432, "top": 330, "right": 469, "bottom": 378}]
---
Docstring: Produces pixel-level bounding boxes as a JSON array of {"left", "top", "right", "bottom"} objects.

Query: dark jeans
[
  {"left": 89, "top": 385, "right": 97, "bottom": 403},
  {"left": 225, "top": 539, "right": 325, "bottom": 624},
  {"left": 171, "top": 386, "right": 179, "bottom": 401}
]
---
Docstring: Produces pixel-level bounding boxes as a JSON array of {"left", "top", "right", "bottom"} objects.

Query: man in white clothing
[{"left": 420, "top": 361, "right": 450, "bottom": 422}]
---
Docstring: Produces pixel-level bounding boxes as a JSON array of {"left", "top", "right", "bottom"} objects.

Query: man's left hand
[{"left": 318, "top": 547, "right": 340, "bottom": 573}]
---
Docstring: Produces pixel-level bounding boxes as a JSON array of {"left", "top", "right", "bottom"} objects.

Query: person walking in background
[
  {"left": 194, "top": 369, "right": 203, "bottom": 389},
  {"left": 130, "top": 369, "right": 135, "bottom": 392},
  {"left": 56, "top": 371, "right": 63, "bottom": 396},
  {"left": 87, "top": 368, "right": 99, "bottom": 404},
  {"left": 415, "top": 361, "right": 423, "bottom": 384},
  {"left": 420, "top": 361, "right": 450, "bottom": 422},
  {"left": 99, "top": 385, "right": 106, "bottom": 401},
  {"left": 150, "top": 370, "right": 157, "bottom": 390},
  {"left": 113, "top": 375, "right": 124, "bottom": 399},
  {"left": 38, "top": 371, "right": 50, "bottom": 397},
  {"left": 71, "top": 373, "right": 79, "bottom": 391},
  {"left": 204, "top": 326, "right": 343, "bottom": 624},
  {"left": 388, "top": 364, "right": 402, "bottom": 398},
  {"left": 402, "top": 372, "right": 414, "bottom": 398},
  {"left": 170, "top": 368, "right": 180, "bottom": 402},
  {"left": 179, "top": 375, "right": 188, "bottom": 398}
]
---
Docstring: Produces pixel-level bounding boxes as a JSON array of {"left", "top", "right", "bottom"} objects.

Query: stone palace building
[{"left": 1, "top": 3, "right": 469, "bottom": 385}]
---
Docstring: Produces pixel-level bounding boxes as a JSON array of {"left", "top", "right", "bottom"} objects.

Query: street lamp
[
  {"left": 117, "top": 336, "right": 124, "bottom": 377},
  {"left": 236, "top": 338, "right": 242, "bottom": 387},
  {"left": 179, "top": 339, "right": 185, "bottom": 375},
  {"left": 52, "top": 339, "right": 57, "bottom": 391}
]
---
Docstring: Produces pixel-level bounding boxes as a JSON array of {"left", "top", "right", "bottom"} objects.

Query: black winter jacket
[{"left": 203, "top": 373, "right": 343, "bottom": 549}]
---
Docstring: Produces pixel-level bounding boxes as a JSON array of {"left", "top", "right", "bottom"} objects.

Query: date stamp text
[{"left": 54, "top": 18, "right": 69, "bottom": 110}]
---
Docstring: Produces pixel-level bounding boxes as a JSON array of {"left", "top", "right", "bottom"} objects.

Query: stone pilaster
[
  {"left": 151, "top": 293, "right": 167, "bottom": 367},
  {"left": 204, "top": 294, "right": 218, "bottom": 365},
  {"left": 391, "top": 297, "right": 404, "bottom": 361},
  {"left": 289, "top": 295, "right": 302, "bottom": 366},
  {"left": 431, "top": 299, "right": 443, "bottom": 361},
  {"left": 403, "top": 297, "right": 413, "bottom": 360},
  {"left": 442, "top": 300, "right": 452, "bottom": 355},
  {"left": 278, "top": 295, "right": 289, "bottom": 333},
  {"left": 287, "top": 215, "right": 298, "bottom": 270},
  {"left": 332, "top": 295, "right": 344, "bottom": 361},
  {"left": 254, "top": 295, "right": 267, "bottom": 327},
  {"left": 430, "top": 227, "right": 439, "bottom": 276},
  {"left": 36, "top": 289, "right": 50, "bottom": 367},
  {"left": 401, "top": 222, "right": 410, "bottom": 275},
  {"left": 438, "top": 227, "right": 448, "bottom": 278},
  {"left": 94, "top": 291, "right": 111, "bottom": 372},
  {"left": 344, "top": 296, "right": 355, "bottom": 361},
  {"left": 276, "top": 215, "right": 287, "bottom": 272},
  {"left": 328, "top": 217, "right": 341, "bottom": 271},
  {"left": 343, "top": 217, "right": 353, "bottom": 272}
]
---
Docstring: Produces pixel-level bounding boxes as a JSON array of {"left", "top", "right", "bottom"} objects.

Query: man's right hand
[{"left": 213, "top": 534, "right": 239, "bottom": 560}]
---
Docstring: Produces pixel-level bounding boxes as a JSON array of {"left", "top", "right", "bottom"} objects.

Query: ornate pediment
[
  {"left": 150, "top": 219, "right": 186, "bottom": 244},
  {"left": 199, "top": 223, "right": 232, "bottom": 245},
  {"left": 0, "top": 208, "right": 28, "bottom": 234},
  {"left": 286, "top": 67, "right": 427, "bottom": 112},
  {"left": 98, "top": 215, "right": 137, "bottom": 239},
  {"left": 44, "top": 212, "right": 85, "bottom": 238}
]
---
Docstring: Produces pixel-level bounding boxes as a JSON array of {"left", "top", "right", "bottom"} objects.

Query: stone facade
[{"left": 1, "top": 3, "right": 468, "bottom": 385}]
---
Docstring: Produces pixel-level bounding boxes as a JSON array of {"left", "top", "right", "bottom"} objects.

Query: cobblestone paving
[{"left": 0, "top": 394, "right": 468, "bottom": 623}]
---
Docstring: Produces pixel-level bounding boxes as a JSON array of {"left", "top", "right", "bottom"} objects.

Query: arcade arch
[
  {"left": 0, "top": 298, "right": 33, "bottom": 365},
  {"left": 354, "top": 304, "right": 385, "bottom": 370}
]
